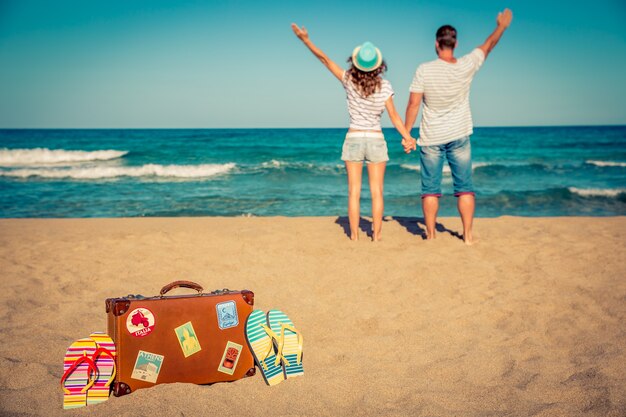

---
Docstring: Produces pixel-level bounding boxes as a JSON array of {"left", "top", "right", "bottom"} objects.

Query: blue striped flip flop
[
  {"left": 245, "top": 310, "right": 285, "bottom": 386},
  {"left": 267, "top": 310, "right": 303, "bottom": 379}
]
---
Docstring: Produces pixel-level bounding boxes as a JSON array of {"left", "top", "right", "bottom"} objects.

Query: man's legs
[
  {"left": 457, "top": 194, "right": 475, "bottom": 244},
  {"left": 446, "top": 136, "right": 476, "bottom": 244},
  {"left": 420, "top": 145, "right": 444, "bottom": 239},
  {"left": 422, "top": 196, "right": 439, "bottom": 239}
]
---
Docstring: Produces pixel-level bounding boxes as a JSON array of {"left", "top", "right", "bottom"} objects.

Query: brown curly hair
[{"left": 345, "top": 57, "right": 387, "bottom": 98}]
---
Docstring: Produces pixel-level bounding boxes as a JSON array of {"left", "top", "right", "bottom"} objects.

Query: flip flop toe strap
[
  {"left": 92, "top": 346, "right": 117, "bottom": 387},
  {"left": 61, "top": 352, "right": 98, "bottom": 394},
  {"left": 277, "top": 323, "right": 303, "bottom": 365},
  {"left": 258, "top": 324, "right": 281, "bottom": 370}
]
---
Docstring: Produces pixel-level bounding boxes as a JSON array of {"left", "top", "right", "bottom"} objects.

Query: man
[{"left": 403, "top": 9, "right": 513, "bottom": 244}]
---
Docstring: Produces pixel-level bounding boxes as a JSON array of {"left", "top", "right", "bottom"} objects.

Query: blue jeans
[{"left": 420, "top": 136, "right": 474, "bottom": 197}]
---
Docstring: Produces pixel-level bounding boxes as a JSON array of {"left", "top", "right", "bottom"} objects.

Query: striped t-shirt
[
  {"left": 409, "top": 48, "right": 485, "bottom": 146},
  {"left": 342, "top": 71, "right": 394, "bottom": 130}
]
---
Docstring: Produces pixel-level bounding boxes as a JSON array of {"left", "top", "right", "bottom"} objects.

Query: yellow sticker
[
  {"left": 174, "top": 321, "right": 202, "bottom": 358},
  {"left": 217, "top": 341, "right": 243, "bottom": 375}
]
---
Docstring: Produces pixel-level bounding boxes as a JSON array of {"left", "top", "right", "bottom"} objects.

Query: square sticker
[
  {"left": 217, "top": 341, "right": 243, "bottom": 375},
  {"left": 131, "top": 350, "right": 164, "bottom": 384},
  {"left": 174, "top": 321, "right": 202, "bottom": 358},
  {"left": 216, "top": 301, "right": 239, "bottom": 329}
]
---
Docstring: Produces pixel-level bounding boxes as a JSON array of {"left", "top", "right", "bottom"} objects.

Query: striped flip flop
[
  {"left": 60, "top": 338, "right": 98, "bottom": 409},
  {"left": 245, "top": 310, "right": 285, "bottom": 386},
  {"left": 87, "top": 332, "right": 116, "bottom": 406},
  {"left": 267, "top": 310, "right": 303, "bottom": 379}
]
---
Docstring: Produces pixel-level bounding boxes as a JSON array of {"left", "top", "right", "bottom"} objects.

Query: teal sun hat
[{"left": 351, "top": 41, "right": 383, "bottom": 72}]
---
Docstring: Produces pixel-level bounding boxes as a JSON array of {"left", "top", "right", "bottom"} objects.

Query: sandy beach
[{"left": 0, "top": 216, "right": 625, "bottom": 417}]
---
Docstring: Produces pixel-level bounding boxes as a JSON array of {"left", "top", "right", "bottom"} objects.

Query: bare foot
[
  {"left": 463, "top": 234, "right": 479, "bottom": 245},
  {"left": 350, "top": 234, "right": 358, "bottom": 241},
  {"left": 372, "top": 234, "right": 382, "bottom": 242}
]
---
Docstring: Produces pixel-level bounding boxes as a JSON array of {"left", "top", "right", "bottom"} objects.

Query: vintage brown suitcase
[{"left": 105, "top": 281, "right": 256, "bottom": 396}]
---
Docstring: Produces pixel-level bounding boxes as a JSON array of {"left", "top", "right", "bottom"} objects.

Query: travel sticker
[
  {"left": 174, "top": 321, "right": 202, "bottom": 358},
  {"left": 131, "top": 350, "right": 164, "bottom": 384},
  {"left": 217, "top": 341, "right": 243, "bottom": 375},
  {"left": 126, "top": 307, "right": 155, "bottom": 337},
  {"left": 216, "top": 301, "right": 238, "bottom": 329},
  {"left": 126, "top": 308, "right": 154, "bottom": 337}
]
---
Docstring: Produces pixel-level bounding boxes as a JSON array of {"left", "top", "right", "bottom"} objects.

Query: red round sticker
[{"left": 126, "top": 308, "right": 155, "bottom": 337}]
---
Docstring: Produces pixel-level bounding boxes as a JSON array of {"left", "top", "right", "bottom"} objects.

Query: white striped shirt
[
  {"left": 409, "top": 48, "right": 485, "bottom": 146},
  {"left": 342, "top": 71, "right": 394, "bottom": 130}
]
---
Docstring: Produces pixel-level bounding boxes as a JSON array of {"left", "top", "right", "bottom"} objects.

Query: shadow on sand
[
  {"left": 335, "top": 216, "right": 463, "bottom": 241},
  {"left": 334, "top": 216, "right": 374, "bottom": 239},
  {"left": 392, "top": 216, "right": 463, "bottom": 240}
]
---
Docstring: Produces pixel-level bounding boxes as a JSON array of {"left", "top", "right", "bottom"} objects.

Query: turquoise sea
[{"left": 0, "top": 127, "right": 625, "bottom": 218}]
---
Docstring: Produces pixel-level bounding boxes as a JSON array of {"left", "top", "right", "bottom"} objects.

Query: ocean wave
[
  {"left": 400, "top": 162, "right": 491, "bottom": 173},
  {"left": 400, "top": 164, "right": 421, "bottom": 172},
  {"left": 472, "top": 162, "right": 491, "bottom": 169},
  {"left": 568, "top": 187, "right": 626, "bottom": 197},
  {"left": 585, "top": 160, "right": 626, "bottom": 167},
  {"left": 260, "top": 159, "right": 319, "bottom": 169},
  {"left": 257, "top": 159, "right": 343, "bottom": 173},
  {"left": 0, "top": 148, "right": 128, "bottom": 166},
  {"left": 261, "top": 159, "right": 287, "bottom": 168},
  {"left": 0, "top": 163, "right": 235, "bottom": 180}
]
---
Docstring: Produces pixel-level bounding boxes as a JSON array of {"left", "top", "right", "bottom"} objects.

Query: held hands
[
  {"left": 291, "top": 23, "right": 309, "bottom": 42},
  {"left": 402, "top": 137, "right": 417, "bottom": 154},
  {"left": 497, "top": 8, "right": 513, "bottom": 29}
]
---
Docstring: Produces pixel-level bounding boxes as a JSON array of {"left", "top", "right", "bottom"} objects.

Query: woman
[{"left": 292, "top": 23, "right": 415, "bottom": 241}]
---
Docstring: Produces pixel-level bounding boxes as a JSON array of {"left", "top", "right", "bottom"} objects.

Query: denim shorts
[
  {"left": 341, "top": 132, "right": 389, "bottom": 164},
  {"left": 420, "top": 136, "right": 474, "bottom": 197}
]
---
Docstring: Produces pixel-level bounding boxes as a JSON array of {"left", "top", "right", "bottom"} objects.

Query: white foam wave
[
  {"left": 400, "top": 162, "right": 492, "bottom": 173},
  {"left": 568, "top": 187, "right": 626, "bottom": 197},
  {"left": 258, "top": 160, "right": 342, "bottom": 173},
  {"left": 400, "top": 164, "right": 421, "bottom": 172},
  {"left": 472, "top": 162, "right": 491, "bottom": 169},
  {"left": 260, "top": 159, "right": 317, "bottom": 169},
  {"left": 585, "top": 160, "right": 626, "bottom": 167},
  {"left": 0, "top": 163, "right": 236, "bottom": 180},
  {"left": 261, "top": 159, "right": 284, "bottom": 168},
  {"left": 0, "top": 148, "right": 128, "bottom": 166}
]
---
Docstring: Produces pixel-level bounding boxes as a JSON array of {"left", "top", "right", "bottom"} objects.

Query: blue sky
[{"left": 0, "top": 0, "right": 625, "bottom": 128}]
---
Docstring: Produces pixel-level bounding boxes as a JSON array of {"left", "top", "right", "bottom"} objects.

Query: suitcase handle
[{"left": 160, "top": 280, "right": 204, "bottom": 296}]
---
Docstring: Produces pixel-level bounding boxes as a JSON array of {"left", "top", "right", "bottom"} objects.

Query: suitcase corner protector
[
  {"left": 241, "top": 290, "right": 254, "bottom": 306},
  {"left": 106, "top": 299, "right": 131, "bottom": 316},
  {"left": 113, "top": 381, "right": 132, "bottom": 397}
]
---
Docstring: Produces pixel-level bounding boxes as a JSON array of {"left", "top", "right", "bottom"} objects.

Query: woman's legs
[
  {"left": 345, "top": 161, "right": 363, "bottom": 240},
  {"left": 367, "top": 161, "right": 386, "bottom": 241}
]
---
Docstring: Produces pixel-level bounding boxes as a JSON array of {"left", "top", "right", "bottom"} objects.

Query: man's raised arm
[{"left": 478, "top": 8, "right": 513, "bottom": 59}]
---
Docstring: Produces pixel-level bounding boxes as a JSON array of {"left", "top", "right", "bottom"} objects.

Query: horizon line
[{"left": 1, "top": 124, "right": 625, "bottom": 130}]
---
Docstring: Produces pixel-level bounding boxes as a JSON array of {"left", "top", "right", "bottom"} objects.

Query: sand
[{"left": 0, "top": 216, "right": 625, "bottom": 417}]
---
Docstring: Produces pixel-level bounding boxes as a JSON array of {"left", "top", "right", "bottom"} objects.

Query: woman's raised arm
[{"left": 291, "top": 23, "right": 344, "bottom": 81}]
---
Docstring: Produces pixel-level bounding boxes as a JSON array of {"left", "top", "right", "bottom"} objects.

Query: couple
[{"left": 292, "top": 8, "right": 513, "bottom": 244}]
